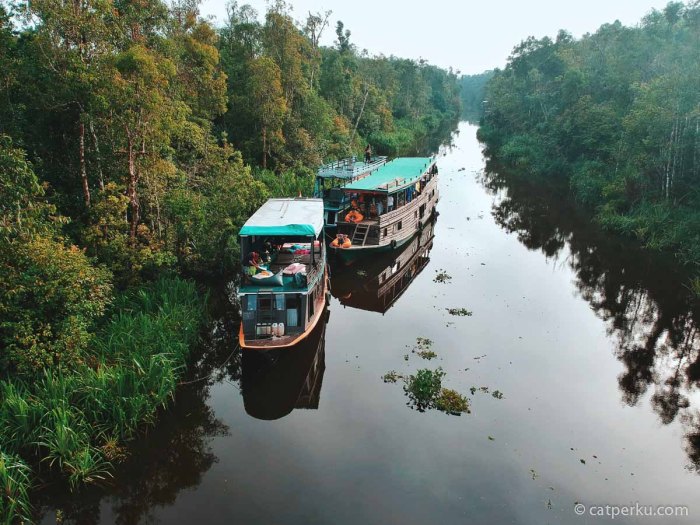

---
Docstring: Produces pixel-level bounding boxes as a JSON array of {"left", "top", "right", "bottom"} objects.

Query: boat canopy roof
[
  {"left": 316, "top": 156, "right": 387, "bottom": 179},
  {"left": 342, "top": 157, "right": 434, "bottom": 193},
  {"left": 240, "top": 198, "right": 324, "bottom": 237}
]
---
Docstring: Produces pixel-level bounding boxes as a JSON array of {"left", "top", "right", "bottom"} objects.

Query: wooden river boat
[
  {"left": 327, "top": 157, "right": 439, "bottom": 263},
  {"left": 238, "top": 198, "right": 328, "bottom": 350}
]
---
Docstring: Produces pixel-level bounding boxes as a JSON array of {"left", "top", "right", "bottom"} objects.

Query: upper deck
[
  {"left": 239, "top": 199, "right": 325, "bottom": 294},
  {"left": 342, "top": 157, "right": 435, "bottom": 193},
  {"left": 316, "top": 156, "right": 388, "bottom": 181}
]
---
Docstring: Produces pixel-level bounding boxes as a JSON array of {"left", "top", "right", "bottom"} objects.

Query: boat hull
[{"left": 329, "top": 221, "right": 427, "bottom": 264}]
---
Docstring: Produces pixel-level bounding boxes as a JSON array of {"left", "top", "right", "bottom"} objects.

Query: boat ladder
[{"left": 351, "top": 223, "right": 370, "bottom": 246}]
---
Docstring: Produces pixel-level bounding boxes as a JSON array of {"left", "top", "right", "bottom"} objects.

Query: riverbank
[
  {"left": 477, "top": 4, "right": 700, "bottom": 277},
  {"left": 0, "top": 277, "right": 206, "bottom": 523}
]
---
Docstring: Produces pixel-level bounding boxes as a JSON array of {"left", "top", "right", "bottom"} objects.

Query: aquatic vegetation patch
[
  {"left": 414, "top": 350, "right": 437, "bottom": 360},
  {"left": 446, "top": 308, "right": 472, "bottom": 316},
  {"left": 409, "top": 337, "right": 437, "bottom": 359},
  {"left": 433, "top": 269, "right": 452, "bottom": 283},
  {"left": 435, "top": 388, "right": 470, "bottom": 414},
  {"left": 404, "top": 368, "right": 445, "bottom": 410},
  {"left": 383, "top": 371, "right": 401, "bottom": 383},
  {"left": 470, "top": 386, "right": 505, "bottom": 399}
]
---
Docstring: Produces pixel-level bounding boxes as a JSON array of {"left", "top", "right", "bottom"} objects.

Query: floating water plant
[
  {"left": 383, "top": 371, "right": 401, "bottom": 383},
  {"left": 446, "top": 308, "right": 472, "bottom": 316},
  {"left": 433, "top": 269, "right": 452, "bottom": 283},
  {"left": 411, "top": 337, "right": 437, "bottom": 359},
  {"left": 404, "top": 368, "right": 445, "bottom": 411},
  {"left": 435, "top": 388, "right": 470, "bottom": 414}
]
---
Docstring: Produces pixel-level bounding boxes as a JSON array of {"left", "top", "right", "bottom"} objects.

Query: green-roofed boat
[
  {"left": 314, "top": 155, "right": 388, "bottom": 234},
  {"left": 238, "top": 198, "right": 328, "bottom": 350},
  {"left": 327, "top": 156, "right": 439, "bottom": 263}
]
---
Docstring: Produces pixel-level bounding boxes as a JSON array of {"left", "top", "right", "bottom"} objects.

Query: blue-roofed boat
[
  {"left": 238, "top": 198, "right": 328, "bottom": 350},
  {"left": 314, "top": 156, "right": 388, "bottom": 233},
  {"left": 326, "top": 157, "right": 439, "bottom": 263}
]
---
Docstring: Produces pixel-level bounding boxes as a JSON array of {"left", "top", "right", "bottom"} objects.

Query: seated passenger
[{"left": 247, "top": 251, "right": 263, "bottom": 275}]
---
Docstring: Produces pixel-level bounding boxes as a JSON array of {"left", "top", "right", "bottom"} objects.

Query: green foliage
[
  {"left": 0, "top": 277, "right": 205, "bottom": 522},
  {"left": 480, "top": 1, "right": 700, "bottom": 268},
  {"left": 0, "top": 451, "right": 32, "bottom": 524},
  {"left": 435, "top": 388, "right": 471, "bottom": 414},
  {"left": 404, "top": 368, "right": 445, "bottom": 410},
  {"left": 0, "top": 235, "right": 112, "bottom": 375}
]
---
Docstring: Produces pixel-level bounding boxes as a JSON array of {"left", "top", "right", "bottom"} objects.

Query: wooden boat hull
[
  {"left": 329, "top": 213, "right": 435, "bottom": 264},
  {"left": 239, "top": 269, "right": 329, "bottom": 351}
]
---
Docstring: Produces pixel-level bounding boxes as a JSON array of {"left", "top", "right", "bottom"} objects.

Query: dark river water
[{"left": 39, "top": 123, "right": 700, "bottom": 524}]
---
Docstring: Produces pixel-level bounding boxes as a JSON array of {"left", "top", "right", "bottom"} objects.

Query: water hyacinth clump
[
  {"left": 0, "top": 277, "right": 206, "bottom": 523},
  {"left": 435, "top": 389, "right": 471, "bottom": 415},
  {"left": 404, "top": 368, "right": 446, "bottom": 411}
]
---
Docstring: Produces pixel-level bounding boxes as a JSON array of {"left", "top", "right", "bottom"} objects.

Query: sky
[{"left": 199, "top": 0, "right": 672, "bottom": 74}]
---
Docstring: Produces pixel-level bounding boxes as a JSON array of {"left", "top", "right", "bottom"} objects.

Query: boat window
[
  {"left": 274, "top": 294, "right": 285, "bottom": 310},
  {"left": 286, "top": 295, "right": 299, "bottom": 309},
  {"left": 383, "top": 228, "right": 388, "bottom": 237},
  {"left": 397, "top": 221, "right": 403, "bottom": 231},
  {"left": 258, "top": 296, "right": 272, "bottom": 311},
  {"left": 246, "top": 295, "right": 257, "bottom": 311}
]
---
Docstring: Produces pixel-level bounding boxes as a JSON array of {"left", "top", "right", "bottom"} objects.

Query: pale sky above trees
[{"left": 200, "top": 0, "right": 670, "bottom": 74}]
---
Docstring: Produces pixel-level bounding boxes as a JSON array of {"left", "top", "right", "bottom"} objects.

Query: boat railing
[{"left": 317, "top": 156, "right": 387, "bottom": 179}]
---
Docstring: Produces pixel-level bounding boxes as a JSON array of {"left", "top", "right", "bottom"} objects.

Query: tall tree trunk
[
  {"left": 79, "top": 120, "right": 90, "bottom": 207},
  {"left": 126, "top": 130, "right": 139, "bottom": 243},
  {"left": 262, "top": 126, "right": 267, "bottom": 169},
  {"left": 349, "top": 86, "right": 370, "bottom": 150},
  {"left": 88, "top": 117, "right": 104, "bottom": 191}
]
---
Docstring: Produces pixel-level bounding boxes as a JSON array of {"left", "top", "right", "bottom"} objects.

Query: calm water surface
[{"left": 40, "top": 123, "right": 700, "bottom": 524}]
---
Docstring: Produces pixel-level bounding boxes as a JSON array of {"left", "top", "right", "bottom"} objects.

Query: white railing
[{"left": 317, "top": 156, "right": 388, "bottom": 179}]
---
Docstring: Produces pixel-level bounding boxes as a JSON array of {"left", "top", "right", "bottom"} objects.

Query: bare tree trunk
[
  {"left": 79, "top": 120, "right": 90, "bottom": 207},
  {"left": 88, "top": 117, "right": 104, "bottom": 191},
  {"left": 126, "top": 129, "right": 139, "bottom": 243},
  {"left": 262, "top": 126, "right": 267, "bottom": 169},
  {"left": 349, "top": 85, "right": 370, "bottom": 149}
]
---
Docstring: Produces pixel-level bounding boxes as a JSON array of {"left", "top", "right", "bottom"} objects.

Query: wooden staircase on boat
[{"left": 351, "top": 223, "right": 370, "bottom": 246}]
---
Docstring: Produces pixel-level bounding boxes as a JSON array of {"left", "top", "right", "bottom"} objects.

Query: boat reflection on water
[
  {"left": 242, "top": 310, "right": 328, "bottom": 420},
  {"left": 331, "top": 221, "right": 435, "bottom": 314}
]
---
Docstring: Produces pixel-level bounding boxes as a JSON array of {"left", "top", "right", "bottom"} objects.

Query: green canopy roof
[
  {"left": 239, "top": 198, "right": 324, "bottom": 237},
  {"left": 342, "top": 157, "right": 434, "bottom": 193}
]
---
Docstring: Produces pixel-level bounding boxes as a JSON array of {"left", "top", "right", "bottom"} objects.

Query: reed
[
  {"left": 0, "top": 277, "right": 207, "bottom": 523},
  {"left": 0, "top": 452, "right": 32, "bottom": 524}
]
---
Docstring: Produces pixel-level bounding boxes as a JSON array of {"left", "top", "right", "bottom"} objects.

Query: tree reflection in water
[{"left": 481, "top": 165, "right": 700, "bottom": 471}]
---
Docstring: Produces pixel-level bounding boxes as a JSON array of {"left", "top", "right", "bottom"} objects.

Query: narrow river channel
[{"left": 40, "top": 123, "right": 700, "bottom": 524}]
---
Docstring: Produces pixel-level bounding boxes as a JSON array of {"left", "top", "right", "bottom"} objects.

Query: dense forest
[
  {"left": 459, "top": 70, "right": 493, "bottom": 123},
  {"left": 0, "top": 0, "right": 460, "bottom": 519},
  {"left": 478, "top": 1, "right": 700, "bottom": 285}
]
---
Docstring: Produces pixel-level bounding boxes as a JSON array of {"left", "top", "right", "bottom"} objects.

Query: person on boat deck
[
  {"left": 387, "top": 194, "right": 394, "bottom": 212},
  {"left": 247, "top": 251, "right": 263, "bottom": 275},
  {"left": 364, "top": 144, "right": 372, "bottom": 163},
  {"left": 376, "top": 199, "right": 384, "bottom": 216},
  {"left": 262, "top": 240, "right": 276, "bottom": 263}
]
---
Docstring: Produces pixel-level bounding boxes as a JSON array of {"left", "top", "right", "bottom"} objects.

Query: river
[{"left": 38, "top": 123, "right": 700, "bottom": 524}]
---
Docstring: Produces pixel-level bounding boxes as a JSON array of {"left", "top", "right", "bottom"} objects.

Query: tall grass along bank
[{"left": 0, "top": 277, "right": 206, "bottom": 523}]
